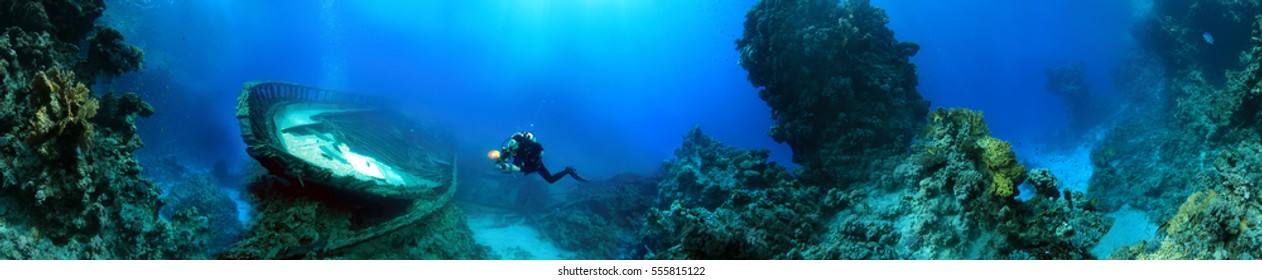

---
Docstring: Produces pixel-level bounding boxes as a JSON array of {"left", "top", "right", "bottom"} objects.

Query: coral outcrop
[
  {"left": 1100, "top": 14, "right": 1262, "bottom": 226},
  {"left": 640, "top": 126, "right": 822, "bottom": 259},
  {"left": 80, "top": 26, "right": 144, "bottom": 81},
  {"left": 1085, "top": 1, "right": 1258, "bottom": 225},
  {"left": 23, "top": 68, "right": 97, "bottom": 162},
  {"left": 0, "top": 0, "right": 204, "bottom": 259},
  {"left": 1111, "top": 141, "right": 1262, "bottom": 259},
  {"left": 1138, "top": 0, "right": 1261, "bottom": 85},
  {"left": 534, "top": 174, "right": 656, "bottom": 259},
  {"left": 159, "top": 174, "right": 243, "bottom": 253},
  {"left": 879, "top": 108, "right": 1104, "bottom": 259},
  {"left": 1028, "top": 168, "right": 1061, "bottom": 199},
  {"left": 1197, "top": 15, "right": 1262, "bottom": 143},
  {"left": 641, "top": 122, "right": 1106, "bottom": 260},
  {"left": 735, "top": 0, "right": 928, "bottom": 185}
]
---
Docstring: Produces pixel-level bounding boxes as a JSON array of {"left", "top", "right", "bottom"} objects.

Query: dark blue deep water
[{"left": 103, "top": 0, "right": 1141, "bottom": 178}]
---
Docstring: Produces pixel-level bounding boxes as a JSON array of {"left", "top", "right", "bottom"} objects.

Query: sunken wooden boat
[{"left": 235, "top": 81, "right": 457, "bottom": 254}]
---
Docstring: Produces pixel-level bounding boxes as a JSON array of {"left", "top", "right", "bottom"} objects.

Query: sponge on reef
[
  {"left": 24, "top": 67, "right": 98, "bottom": 160},
  {"left": 977, "top": 136, "right": 1025, "bottom": 198}
]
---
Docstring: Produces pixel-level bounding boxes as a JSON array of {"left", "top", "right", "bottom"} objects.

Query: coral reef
[
  {"left": 22, "top": 68, "right": 97, "bottom": 162},
  {"left": 1199, "top": 15, "right": 1262, "bottom": 143},
  {"left": 877, "top": 108, "right": 1104, "bottom": 259},
  {"left": 533, "top": 174, "right": 656, "bottom": 259},
  {"left": 1090, "top": 103, "right": 1208, "bottom": 221},
  {"left": 0, "top": 0, "right": 104, "bottom": 45},
  {"left": 0, "top": 64, "right": 206, "bottom": 258},
  {"left": 640, "top": 121, "right": 1105, "bottom": 259},
  {"left": 735, "top": 0, "right": 928, "bottom": 185},
  {"left": 1138, "top": 0, "right": 1262, "bottom": 84},
  {"left": 159, "top": 174, "right": 243, "bottom": 253},
  {"left": 0, "top": 0, "right": 205, "bottom": 259},
  {"left": 640, "top": 126, "right": 822, "bottom": 259},
  {"left": 1112, "top": 141, "right": 1262, "bottom": 259},
  {"left": 1098, "top": 14, "right": 1262, "bottom": 225},
  {"left": 80, "top": 25, "right": 144, "bottom": 81},
  {"left": 659, "top": 108, "right": 1105, "bottom": 260},
  {"left": 94, "top": 91, "right": 155, "bottom": 147},
  {"left": 1028, "top": 168, "right": 1061, "bottom": 199}
]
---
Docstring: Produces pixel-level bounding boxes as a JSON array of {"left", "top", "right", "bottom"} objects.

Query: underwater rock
[
  {"left": 81, "top": 25, "right": 144, "bottom": 81},
  {"left": 641, "top": 126, "right": 822, "bottom": 259},
  {"left": 1138, "top": 0, "right": 1262, "bottom": 86},
  {"left": 1028, "top": 168, "right": 1061, "bottom": 199},
  {"left": 534, "top": 173, "right": 656, "bottom": 259},
  {"left": 788, "top": 108, "right": 1107, "bottom": 259},
  {"left": 159, "top": 174, "right": 243, "bottom": 253},
  {"left": 900, "top": 108, "right": 1106, "bottom": 259},
  {"left": 0, "top": 27, "right": 78, "bottom": 89},
  {"left": 0, "top": 0, "right": 104, "bottom": 45},
  {"left": 1114, "top": 141, "right": 1262, "bottom": 259},
  {"left": 1090, "top": 102, "right": 1208, "bottom": 222},
  {"left": 1200, "top": 15, "right": 1262, "bottom": 142},
  {"left": 1098, "top": 13, "right": 1262, "bottom": 225},
  {"left": 93, "top": 91, "right": 155, "bottom": 148},
  {"left": 0, "top": 0, "right": 206, "bottom": 259},
  {"left": 735, "top": 0, "right": 928, "bottom": 185},
  {"left": 23, "top": 68, "right": 97, "bottom": 162}
]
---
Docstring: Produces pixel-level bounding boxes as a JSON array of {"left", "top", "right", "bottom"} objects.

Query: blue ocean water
[
  {"left": 101, "top": 0, "right": 1143, "bottom": 178},
  {"left": 90, "top": 0, "right": 1160, "bottom": 259},
  {"left": 877, "top": 0, "right": 1139, "bottom": 143},
  {"left": 105, "top": 0, "right": 787, "bottom": 180}
]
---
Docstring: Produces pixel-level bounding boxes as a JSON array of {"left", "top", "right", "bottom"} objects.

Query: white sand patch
[
  {"left": 467, "top": 213, "right": 573, "bottom": 259},
  {"left": 1090, "top": 205, "right": 1157, "bottom": 259},
  {"left": 225, "top": 189, "right": 253, "bottom": 225},
  {"left": 1014, "top": 139, "right": 1095, "bottom": 201}
]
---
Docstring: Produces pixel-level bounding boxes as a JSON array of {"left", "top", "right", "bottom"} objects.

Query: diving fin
[{"left": 567, "top": 166, "right": 589, "bottom": 183}]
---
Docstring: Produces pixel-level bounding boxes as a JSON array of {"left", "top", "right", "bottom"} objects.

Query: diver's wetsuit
[{"left": 508, "top": 136, "right": 576, "bottom": 184}]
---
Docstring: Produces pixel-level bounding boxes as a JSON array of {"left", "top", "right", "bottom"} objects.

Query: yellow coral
[
  {"left": 923, "top": 108, "right": 1026, "bottom": 198},
  {"left": 1165, "top": 190, "right": 1217, "bottom": 235},
  {"left": 992, "top": 172, "right": 1014, "bottom": 197},
  {"left": 925, "top": 108, "right": 991, "bottom": 139},
  {"left": 977, "top": 136, "right": 1026, "bottom": 198},
  {"left": 24, "top": 68, "right": 99, "bottom": 156}
]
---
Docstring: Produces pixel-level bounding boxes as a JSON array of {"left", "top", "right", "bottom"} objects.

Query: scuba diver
[{"left": 489, "top": 132, "right": 588, "bottom": 184}]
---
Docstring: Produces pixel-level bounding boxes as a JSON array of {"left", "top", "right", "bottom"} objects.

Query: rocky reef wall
[
  {"left": 1086, "top": 0, "right": 1262, "bottom": 225},
  {"left": 641, "top": 126, "right": 825, "bottom": 259},
  {"left": 635, "top": 0, "right": 1114, "bottom": 260},
  {"left": 643, "top": 120, "right": 1108, "bottom": 259},
  {"left": 532, "top": 174, "right": 656, "bottom": 259},
  {"left": 1102, "top": 13, "right": 1262, "bottom": 260},
  {"left": 0, "top": 0, "right": 197, "bottom": 259},
  {"left": 735, "top": 0, "right": 928, "bottom": 186}
]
